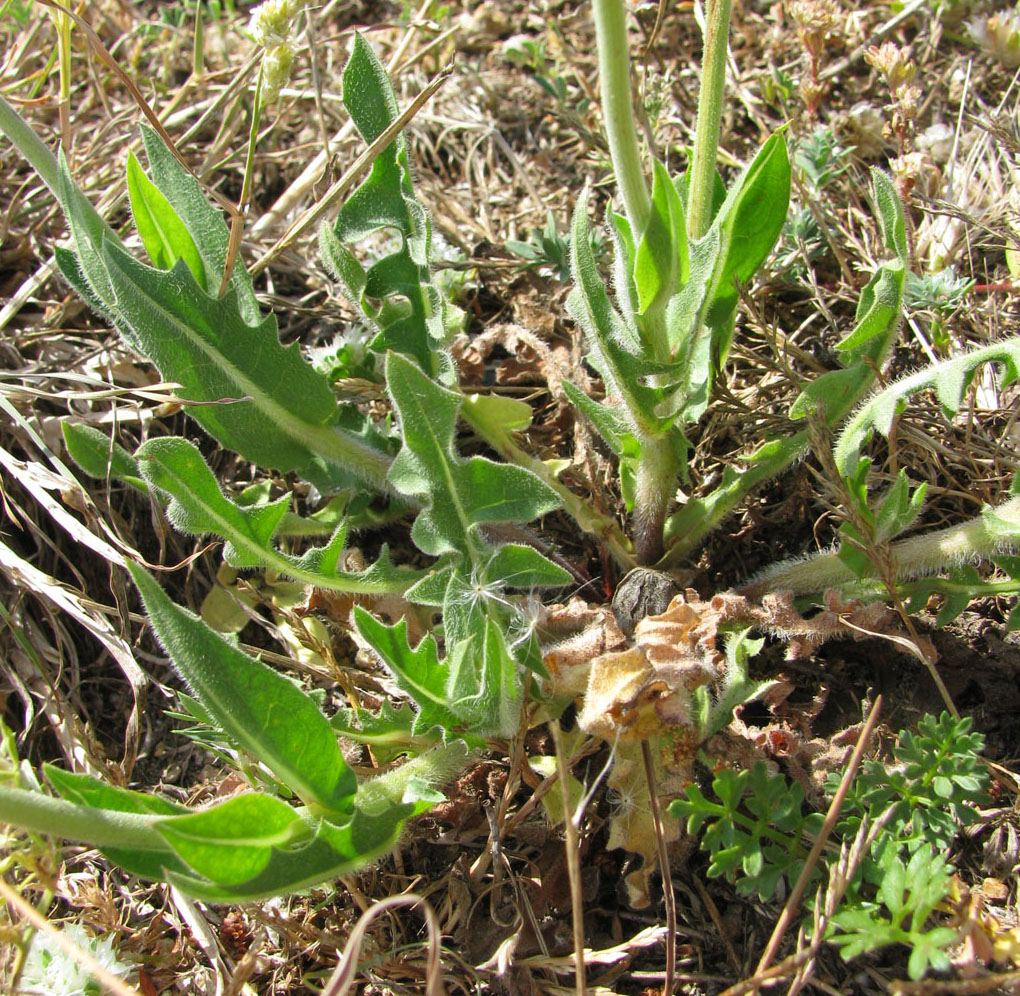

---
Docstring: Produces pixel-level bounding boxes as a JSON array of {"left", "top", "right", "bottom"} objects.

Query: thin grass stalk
[
  {"left": 321, "top": 894, "right": 444, "bottom": 996},
  {"left": 550, "top": 721, "right": 588, "bottom": 996},
  {"left": 642, "top": 738, "right": 676, "bottom": 996},
  {"left": 752, "top": 695, "right": 883, "bottom": 980}
]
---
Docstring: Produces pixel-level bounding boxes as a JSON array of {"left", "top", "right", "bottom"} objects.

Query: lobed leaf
[
  {"left": 385, "top": 351, "right": 561, "bottom": 561},
  {"left": 833, "top": 338, "right": 1020, "bottom": 478},
  {"left": 135, "top": 437, "right": 415, "bottom": 594}
]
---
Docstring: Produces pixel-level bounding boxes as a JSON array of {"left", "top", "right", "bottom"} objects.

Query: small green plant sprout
[
  {"left": 794, "top": 126, "right": 854, "bottom": 191},
  {"left": 906, "top": 266, "right": 976, "bottom": 354},
  {"left": 506, "top": 210, "right": 604, "bottom": 282},
  {"left": 671, "top": 713, "right": 991, "bottom": 979}
]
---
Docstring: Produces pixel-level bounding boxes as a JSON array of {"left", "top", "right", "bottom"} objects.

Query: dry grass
[{"left": 1, "top": 0, "right": 1020, "bottom": 993}]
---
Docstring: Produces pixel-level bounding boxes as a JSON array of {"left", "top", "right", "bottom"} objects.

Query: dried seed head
[
  {"left": 788, "top": 0, "right": 843, "bottom": 57},
  {"left": 864, "top": 41, "right": 916, "bottom": 91},
  {"left": 248, "top": 0, "right": 302, "bottom": 49},
  {"left": 261, "top": 42, "right": 295, "bottom": 104},
  {"left": 968, "top": 9, "right": 1020, "bottom": 68}
]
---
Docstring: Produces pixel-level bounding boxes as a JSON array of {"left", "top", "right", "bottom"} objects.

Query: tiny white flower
[
  {"left": 261, "top": 43, "right": 295, "bottom": 104},
  {"left": 20, "top": 922, "right": 133, "bottom": 996},
  {"left": 248, "top": 0, "right": 302, "bottom": 50}
]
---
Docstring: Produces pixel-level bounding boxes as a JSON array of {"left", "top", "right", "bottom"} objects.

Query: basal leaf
[
  {"left": 100, "top": 241, "right": 392, "bottom": 493},
  {"left": 633, "top": 159, "right": 688, "bottom": 314},
  {"left": 139, "top": 126, "right": 260, "bottom": 324},
  {"left": 128, "top": 562, "right": 357, "bottom": 818},
  {"left": 163, "top": 741, "right": 467, "bottom": 902},
  {"left": 126, "top": 149, "right": 206, "bottom": 288},
  {"left": 385, "top": 351, "right": 561, "bottom": 561},
  {"left": 136, "top": 437, "right": 416, "bottom": 594},
  {"left": 481, "top": 543, "right": 571, "bottom": 590},
  {"left": 157, "top": 793, "right": 308, "bottom": 886},
  {"left": 61, "top": 421, "right": 145, "bottom": 490},
  {"left": 702, "top": 131, "right": 789, "bottom": 364},
  {"left": 44, "top": 766, "right": 188, "bottom": 879},
  {"left": 325, "top": 34, "right": 445, "bottom": 375},
  {"left": 833, "top": 338, "right": 1020, "bottom": 478},
  {"left": 353, "top": 607, "right": 464, "bottom": 738},
  {"left": 46, "top": 766, "right": 187, "bottom": 817},
  {"left": 331, "top": 700, "right": 417, "bottom": 765}
]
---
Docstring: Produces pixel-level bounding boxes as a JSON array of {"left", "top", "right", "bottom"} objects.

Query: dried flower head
[
  {"left": 247, "top": 0, "right": 302, "bottom": 50},
  {"left": 865, "top": 41, "right": 917, "bottom": 91},
  {"left": 843, "top": 101, "right": 886, "bottom": 158},
  {"left": 261, "top": 43, "right": 295, "bottom": 104},
  {"left": 20, "top": 923, "right": 134, "bottom": 996},
  {"left": 247, "top": 0, "right": 305, "bottom": 104},
  {"left": 788, "top": 0, "right": 843, "bottom": 58},
  {"left": 968, "top": 7, "right": 1020, "bottom": 68}
]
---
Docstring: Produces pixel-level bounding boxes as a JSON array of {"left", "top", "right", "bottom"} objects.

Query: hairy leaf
[
  {"left": 128, "top": 562, "right": 356, "bottom": 818},
  {"left": 323, "top": 34, "right": 447, "bottom": 376},
  {"left": 136, "top": 437, "right": 415, "bottom": 594},
  {"left": 127, "top": 149, "right": 206, "bottom": 288},
  {"left": 157, "top": 793, "right": 309, "bottom": 886},
  {"left": 99, "top": 241, "right": 391, "bottom": 492},
  {"left": 385, "top": 351, "right": 561, "bottom": 562},
  {"left": 834, "top": 338, "right": 1020, "bottom": 478},
  {"left": 61, "top": 422, "right": 145, "bottom": 490}
]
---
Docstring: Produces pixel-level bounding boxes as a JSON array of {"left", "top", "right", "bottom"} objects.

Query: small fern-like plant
[{"left": 670, "top": 713, "right": 991, "bottom": 979}]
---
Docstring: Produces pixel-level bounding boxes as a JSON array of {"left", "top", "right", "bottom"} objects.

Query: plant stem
[
  {"left": 0, "top": 785, "right": 167, "bottom": 852},
  {"left": 687, "top": 0, "right": 733, "bottom": 240},
  {"left": 632, "top": 433, "right": 680, "bottom": 564},
  {"left": 738, "top": 496, "right": 1020, "bottom": 598},
  {"left": 592, "top": 0, "right": 650, "bottom": 234}
]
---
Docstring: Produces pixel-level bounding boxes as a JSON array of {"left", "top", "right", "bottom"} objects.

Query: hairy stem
[
  {"left": 593, "top": 0, "right": 650, "bottom": 234},
  {"left": 0, "top": 785, "right": 167, "bottom": 852},
  {"left": 632, "top": 433, "right": 681, "bottom": 564},
  {"left": 687, "top": 0, "right": 733, "bottom": 240},
  {"left": 738, "top": 496, "right": 1020, "bottom": 598}
]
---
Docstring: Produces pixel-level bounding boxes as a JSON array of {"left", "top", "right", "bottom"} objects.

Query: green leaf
[
  {"left": 136, "top": 437, "right": 415, "bottom": 595},
  {"left": 45, "top": 767, "right": 184, "bottom": 816},
  {"left": 61, "top": 421, "right": 145, "bottom": 490},
  {"left": 874, "top": 472, "right": 926, "bottom": 543},
  {"left": 99, "top": 241, "right": 391, "bottom": 493},
  {"left": 128, "top": 562, "right": 357, "bottom": 818},
  {"left": 836, "top": 261, "right": 906, "bottom": 353},
  {"left": 165, "top": 805, "right": 412, "bottom": 902},
  {"left": 702, "top": 132, "right": 790, "bottom": 359},
  {"left": 139, "top": 437, "right": 289, "bottom": 567},
  {"left": 157, "top": 793, "right": 309, "bottom": 886},
  {"left": 871, "top": 168, "right": 909, "bottom": 262},
  {"left": 44, "top": 766, "right": 189, "bottom": 880},
  {"left": 126, "top": 150, "right": 206, "bottom": 289},
  {"left": 353, "top": 608, "right": 464, "bottom": 738},
  {"left": 690, "top": 629, "right": 774, "bottom": 742},
  {"left": 482, "top": 543, "right": 571, "bottom": 590},
  {"left": 385, "top": 351, "right": 561, "bottom": 560},
  {"left": 326, "top": 34, "right": 447, "bottom": 375},
  {"left": 331, "top": 701, "right": 417, "bottom": 765},
  {"left": 568, "top": 189, "right": 668, "bottom": 435},
  {"left": 834, "top": 338, "right": 1020, "bottom": 478},
  {"left": 139, "top": 127, "right": 260, "bottom": 324},
  {"left": 633, "top": 158, "right": 688, "bottom": 313},
  {"left": 165, "top": 741, "right": 467, "bottom": 901}
]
